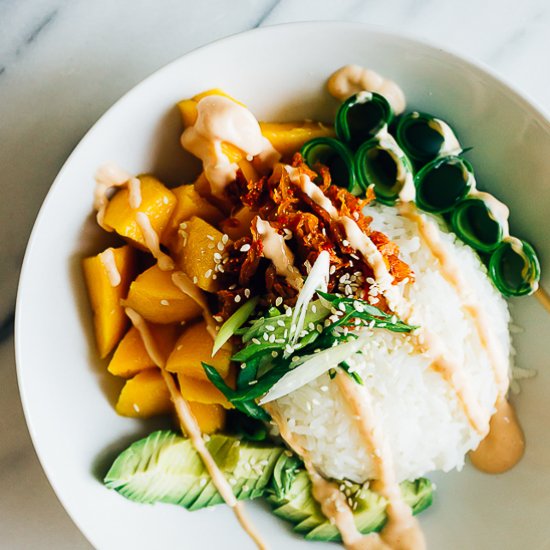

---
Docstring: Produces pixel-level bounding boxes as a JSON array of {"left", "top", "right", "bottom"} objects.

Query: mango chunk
[
  {"left": 188, "top": 402, "right": 226, "bottom": 434},
  {"left": 124, "top": 265, "right": 202, "bottom": 324},
  {"left": 103, "top": 175, "right": 176, "bottom": 250},
  {"left": 115, "top": 369, "right": 172, "bottom": 418},
  {"left": 108, "top": 324, "right": 179, "bottom": 378},
  {"left": 161, "top": 184, "right": 223, "bottom": 249},
  {"left": 220, "top": 206, "right": 257, "bottom": 241},
  {"left": 178, "top": 216, "right": 230, "bottom": 293},
  {"left": 165, "top": 320, "right": 231, "bottom": 381},
  {"left": 177, "top": 372, "right": 235, "bottom": 409},
  {"left": 83, "top": 245, "right": 136, "bottom": 358},
  {"left": 259, "top": 122, "right": 335, "bottom": 158}
]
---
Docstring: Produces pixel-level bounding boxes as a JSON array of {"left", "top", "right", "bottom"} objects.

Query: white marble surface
[{"left": 2, "top": 1, "right": 550, "bottom": 548}]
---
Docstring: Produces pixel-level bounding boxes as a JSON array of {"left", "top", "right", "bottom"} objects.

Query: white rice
[{"left": 274, "top": 204, "right": 513, "bottom": 483}]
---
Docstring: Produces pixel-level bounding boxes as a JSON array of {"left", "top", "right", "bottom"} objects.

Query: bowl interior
[{"left": 16, "top": 22, "right": 550, "bottom": 550}]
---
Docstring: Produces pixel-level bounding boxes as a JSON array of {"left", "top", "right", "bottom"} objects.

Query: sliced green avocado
[
  {"left": 267, "top": 472, "right": 433, "bottom": 542},
  {"left": 104, "top": 430, "right": 297, "bottom": 510}
]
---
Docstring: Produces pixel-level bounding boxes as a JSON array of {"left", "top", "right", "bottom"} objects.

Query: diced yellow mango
[
  {"left": 115, "top": 369, "right": 172, "bottom": 418},
  {"left": 188, "top": 401, "right": 226, "bottom": 434},
  {"left": 177, "top": 89, "right": 245, "bottom": 128},
  {"left": 82, "top": 245, "right": 136, "bottom": 358},
  {"left": 103, "top": 175, "right": 176, "bottom": 250},
  {"left": 178, "top": 372, "right": 235, "bottom": 409},
  {"left": 259, "top": 121, "right": 335, "bottom": 158},
  {"left": 108, "top": 324, "right": 179, "bottom": 378},
  {"left": 220, "top": 206, "right": 257, "bottom": 241},
  {"left": 124, "top": 265, "right": 202, "bottom": 324},
  {"left": 178, "top": 216, "right": 231, "bottom": 293},
  {"left": 165, "top": 320, "right": 232, "bottom": 381},
  {"left": 161, "top": 184, "right": 223, "bottom": 249}
]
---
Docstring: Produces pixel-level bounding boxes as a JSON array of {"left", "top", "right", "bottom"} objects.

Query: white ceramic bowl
[{"left": 16, "top": 22, "right": 550, "bottom": 550}]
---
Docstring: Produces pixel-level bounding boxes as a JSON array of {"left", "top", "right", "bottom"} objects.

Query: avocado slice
[
  {"left": 104, "top": 430, "right": 297, "bottom": 509},
  {"left": 267, "top": 472, "right": 433, "bottom": 542}
]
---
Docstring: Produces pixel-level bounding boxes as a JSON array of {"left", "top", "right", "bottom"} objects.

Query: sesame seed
[
  {"left": 265, "top": 325, "right": 275, "bottom": 332},
  {"left": 206, "top": 234, "right": 214, "bottom": 241},
  {"left": 275, "top": 297, "right": 283, "bottom": 307},
  {"left": 271, "top": 351, "right": 278, "bottom": 358},
  {"left": 244, "top": 288, "right": 251, "bottom": 298},
  {"left": 268, "top": 334, "right": 276, "bottom": 343},
  {"left": 342, "top": 239, "right": 350, "bottom": 247},
  {"left": 204, "top": 269, "right": 212, "bottom": 278},
  {"left": 217, "top": 242, "right": 224, "bottom": 251},
  {"left": 133, "top": 403, "right": 140, "bottom": 412},
  {"left": 277, "top": 320, "right": 285, "bottom": 327},
  {"left": 222, "top": 234, "right": 229, "bottom": 244},
  {"left": 234, "top": 295, "right": 241, "bottom": 303},
  {"left": 160, "top": 299, "right": 170, "bottom": 306},
  {"left": 203, "top": 434, "right": 211, "bottom": 442},
  {"left": 192, "top": 276, "right": 198, "bottom": 284},
  {"left": 248, "top": 380, "right": 258, "bottom": 385},
  {"left": 240, "top": 244, "right": 251, "bottom": 252},
  {"left": 252, "top": 338, "right": 261, "bottom": 345}
]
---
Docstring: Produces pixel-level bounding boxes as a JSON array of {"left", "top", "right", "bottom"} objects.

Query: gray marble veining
[{"left": 1, "top": 1, "right": 549, "bottom": 548}]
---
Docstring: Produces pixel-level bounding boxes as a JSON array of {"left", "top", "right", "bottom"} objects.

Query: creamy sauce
[
  {"left": 127, "top": 177, "right": 142, "bottom": 209},
  {"left": 180, "top": 95, "right": 280, "bottom": 198},
  {"left": 170, "top": 271, "right": 218, "bottom": 339},
  {"left": 470, "top": 398, "right": 525, "bottom": 474},
  {"left": 336, "top": 373, "right": 426, "bottom": 550},
  {"left": 535, "top": 287, "right": 550, "bottom": 314},
  {"left": 94, "top": 163, "right": 134, "bottom": 230},
  {"left": 99, "top": 248, "right": 121, "bottom": 287},
  {"left": 327, "top": 65, "right": 406, "bottom": 115},
  {"left": 253, "top": 217, "right": 303, "bottom": 290},
  {"left": 266, "top": 403, "right": 369, "bottom": 549},
  {"left": 426, "top": 118, "right": 462, "bottom": 156},
  {"left": 418, "top": 330, "right": 488, "bottom": 435},
  {"left": 135, "top": 212, "right": 175, "bottom": 271},
  {"left": 125, "top": 307, "right": 267, "bottom": 550},
  {"left": 398, "top": 202, "right": 509, "bottom": 397}
]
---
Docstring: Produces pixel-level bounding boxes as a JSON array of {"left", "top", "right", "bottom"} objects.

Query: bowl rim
[{"left": 13, "top": 20, "right": 550, "bottom": 547}]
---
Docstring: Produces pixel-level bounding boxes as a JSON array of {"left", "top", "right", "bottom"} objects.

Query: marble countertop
[{"left": 1, "top": 1, "right": 549, "bottom": 548}]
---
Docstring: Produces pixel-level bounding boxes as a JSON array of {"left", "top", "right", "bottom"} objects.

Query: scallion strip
[{"left": 212, "top": 297, "right": 259, "bottom": 356}]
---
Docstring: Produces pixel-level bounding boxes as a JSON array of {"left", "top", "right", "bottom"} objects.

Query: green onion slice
[
  {"left": 489, "top": 239, "right": 540, "bottom": 297},
  {"left": 300, "top": 137, "right": 360, "bottom": 195},
  {"left": 414, "top": 155, "right": 474, "bottom": 213},
  {"left": 355, "top": 133, "right": 414, "bottom": 205},
  {"left": 450, "top": 198, "right": 504, "bottom": 253},
  {"left": 212, "top": 297, "right": 259, "bottom": 356},
  {"left": 335, "top": 91, "right": 393, "bottom": 150},
  {"left": 396, "top": 111, "right": 462, "bottom": 165}
]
